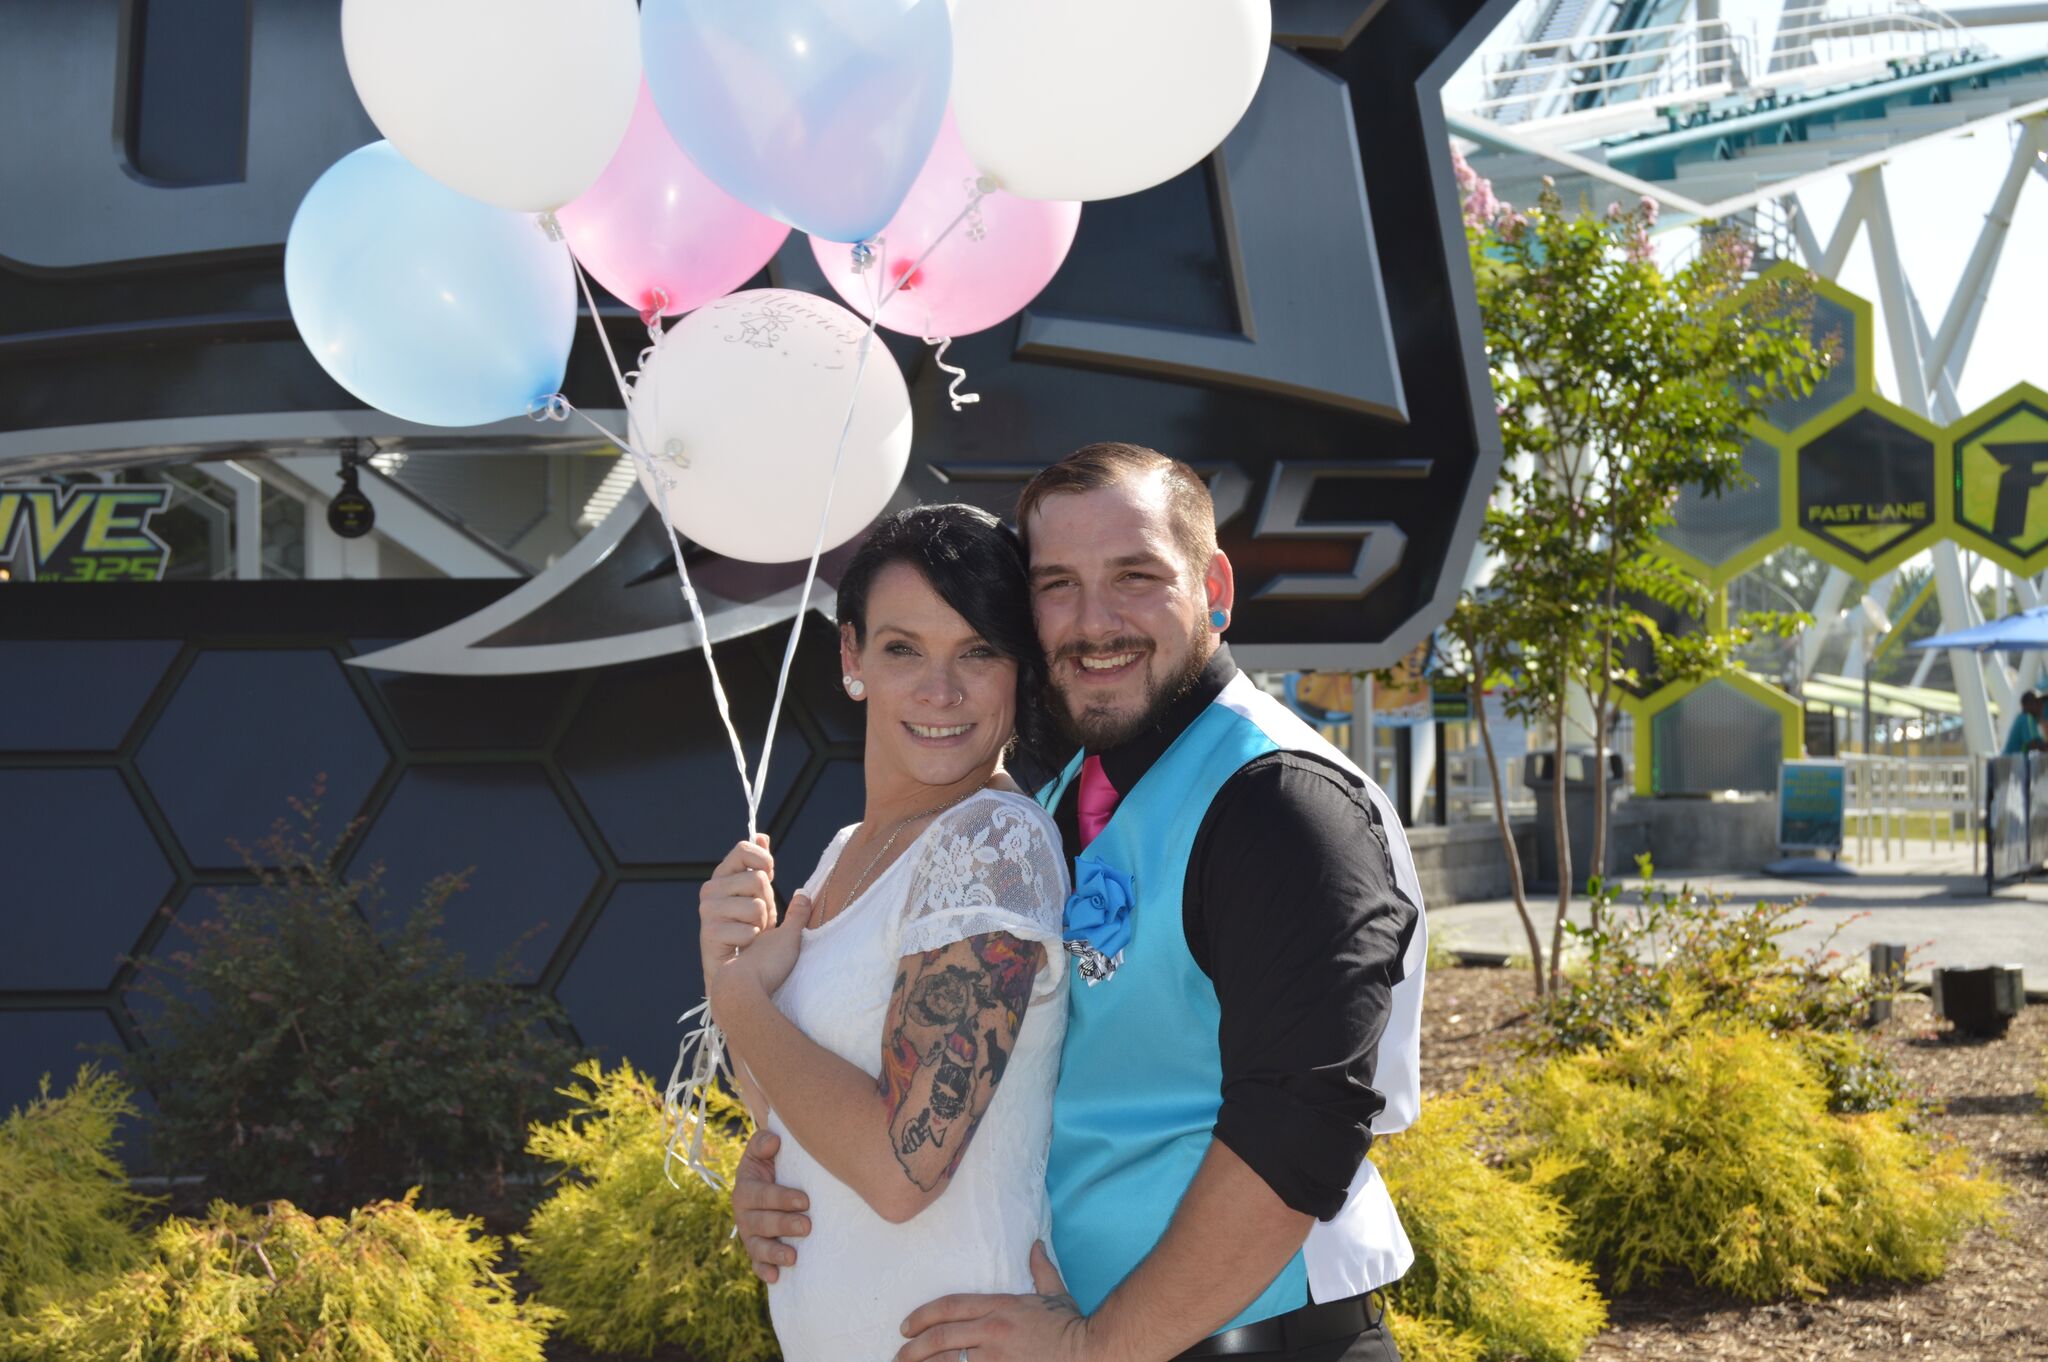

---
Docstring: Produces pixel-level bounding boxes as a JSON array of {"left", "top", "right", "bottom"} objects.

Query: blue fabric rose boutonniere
[{"left": 1064, "top": 856, "right": 1135, "bottom": 985}]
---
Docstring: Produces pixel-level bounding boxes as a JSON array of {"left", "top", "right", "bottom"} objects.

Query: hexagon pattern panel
[
  {"left": 137, "top": 649, "right": 390, "bottom": 870},
  {"left": 0, "top": 640, "right": 179, "bottom": 750},
  {"left": 1649, "top": 679, "right": 1785, "bottom": 796},
  {"left": 1791, "top": 404, "right": 1940, "bottom": 573},
  {"left": 555, "top": 880, "right": 705, "bottom": 1082},
  {"left": 560, "top": 647, "right": 812, "bottom": 866},
  {"left": 1758, "top": 285, "right": 1863, "bottom": 435},
  {"left": 0, "top": 605, "right": 864, "bottom": 1164},
  {"left": 0, "top": 768, "right": 173, "bottom": 991},
  {"left": 1947, "top": 384, "right": 2048, "bottom": 574},
  {"left": 346, "top": 764, "right": 600, "bottom": 983},
  {"left": 1659, "top": 437, "right": 1781, "bottom": 582}
]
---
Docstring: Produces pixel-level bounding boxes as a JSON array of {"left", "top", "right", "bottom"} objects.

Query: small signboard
[
  {"left": 1430, "top": 676, "right": 1474, "bottom": 722},
  {"left": 1778, "top": 759, "right": 1846, "bottom": 852}
]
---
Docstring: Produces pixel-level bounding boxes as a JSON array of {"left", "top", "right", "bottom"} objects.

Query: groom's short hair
[{"left": 1016, "top": 443, "right": 1219, "bottom": 578}]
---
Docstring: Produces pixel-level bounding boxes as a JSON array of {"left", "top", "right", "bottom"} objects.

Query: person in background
[{"left": 2002, "top": 689, "right": 2046, "bottom": 755}]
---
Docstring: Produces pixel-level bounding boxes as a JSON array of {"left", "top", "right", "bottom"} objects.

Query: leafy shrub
[
  {"left": 1538, "top": 861, "right": 1908, "bottom": 1111},
  {"left": 1792, "top": 1029, "right": 1905, "bottom": 1116},
  {"left": 1375, "top": 1090, "right": 1605, "bottom": 1361},
  {"left": 1516, "top": 1001, "right": 2002, "bottom": 1300},
  {"left": 114, "top": 787, "right": 579, "bottom": 1213},
  {"left": 518, "top": 1059, "right": 775, "bottom": 1362},
  {"left": 0, "top": 1067, "right": 153, "bottom": 1322},
  {"left": 1385, "top": 1306, "right": 1485, "bottom": 1362},
  {"left": 5, "top": 1188, "right": 558, "bottom": 1362}
]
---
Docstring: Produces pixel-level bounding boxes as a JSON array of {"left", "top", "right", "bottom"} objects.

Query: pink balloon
[
  {"left": 811, "top": 110, "right": 1081, "bottom": 338},
  {"left": 557, "top": 83, "right": 790, "bottom": 317}
]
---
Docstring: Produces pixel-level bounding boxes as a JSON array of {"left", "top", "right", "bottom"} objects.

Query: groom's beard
[{"left": 1049, "top": 625, "right": 1213, "bottom": 753}]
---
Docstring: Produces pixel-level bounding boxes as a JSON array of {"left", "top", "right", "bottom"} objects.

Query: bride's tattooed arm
[{"left": 878, "top": 932, "right": 1045, "bottom": 1192}]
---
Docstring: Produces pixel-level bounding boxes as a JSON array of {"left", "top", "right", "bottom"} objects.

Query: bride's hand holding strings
[{"left": 699, "top": 835, "right": 775, "bottom": 987}]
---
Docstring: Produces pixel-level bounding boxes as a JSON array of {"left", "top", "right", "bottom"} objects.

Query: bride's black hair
[{"left": 837, "top": 503, "right": 1055, "bottom": 770}]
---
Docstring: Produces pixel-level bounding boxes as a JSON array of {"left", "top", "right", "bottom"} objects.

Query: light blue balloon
[
  {"left": 285, "top": 141, "right": 576, "bottom": 428},
  {"left": 641, "top": 0, "right": 951, "bottom": 244}
]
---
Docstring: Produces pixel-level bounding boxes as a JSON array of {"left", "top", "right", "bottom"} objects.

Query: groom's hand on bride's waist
[
  {"left": 731, "top": 1129, "right": 810, "bottom": 1283},
  {"left": 896, "top": 1241, "right": 1090, "bottom": 1362}
]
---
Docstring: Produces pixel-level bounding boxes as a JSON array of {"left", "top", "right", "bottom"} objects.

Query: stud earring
[
  {"left": 1209, "top": 608, "right": 1229, "bottom": 630},
  {"left": 843, "top": 675, "right": 866, "bottom": 699}
]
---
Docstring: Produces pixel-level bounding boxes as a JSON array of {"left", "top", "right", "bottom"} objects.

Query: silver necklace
[{"left": 815, "top": 781, "right": 989, "bottom": 927}]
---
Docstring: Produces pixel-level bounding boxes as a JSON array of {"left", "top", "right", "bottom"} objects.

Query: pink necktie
[{"left": 1076, "top": 755, "right": 1120, "bottom": 848}]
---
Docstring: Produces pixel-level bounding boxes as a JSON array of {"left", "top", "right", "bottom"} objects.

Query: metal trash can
[{"left": 1524, "top": 747, "right": 1626, "bottom": 891}]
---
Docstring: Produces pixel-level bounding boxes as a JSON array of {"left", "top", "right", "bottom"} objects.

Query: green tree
[{"left": 1451, "top": 157, "right": 1830, "bottom": 990}]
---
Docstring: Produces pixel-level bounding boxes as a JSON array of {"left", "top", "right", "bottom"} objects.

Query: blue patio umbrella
[{"left": 1911, "top": 604, "right": 2048, "bottom": 654}]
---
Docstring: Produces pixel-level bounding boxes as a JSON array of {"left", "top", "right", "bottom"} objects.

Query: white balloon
[
  {"left": 341, "top": 0, "right": 640, "bottom": 213},
  {"left": 951, "top": 0, "right": 1270, "bottom": 202},
  {"left": 631, "top": 290, "right": 912, "bottom": 565}
]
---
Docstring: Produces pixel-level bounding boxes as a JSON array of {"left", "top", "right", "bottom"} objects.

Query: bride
[{"left": 698, "top": 503, "right": 1070, "bottom": 1362}]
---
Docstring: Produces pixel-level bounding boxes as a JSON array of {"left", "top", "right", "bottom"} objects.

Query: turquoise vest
[{"left": 1037, "top": 698, "right": 1309, "bottom": 1330}]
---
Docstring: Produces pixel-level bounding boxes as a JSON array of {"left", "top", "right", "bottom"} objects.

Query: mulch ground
[{"left": 1421, "top": 962, "right": 2048, "bottom": 1361}]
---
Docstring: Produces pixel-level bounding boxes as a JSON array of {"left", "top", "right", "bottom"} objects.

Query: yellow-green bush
[
  {"left": 1516, "top": 1002, "right": 2002, "bottom": 1300},
  {"left": 1385, "top": 1306, "right": 1485, "bottom": 1362},
  {"left": 6, "top": 1188, "right": 556, "bottom": 1362},
  {"left": 1376, "top": 1090, "right": 1605, "bottom": 1361},
  {"left": 517, "top": 1058, "right": 775, "bottom": 1362},
  {"left": 0, "top": 1067, "right": 153, "bottom": 1323}
]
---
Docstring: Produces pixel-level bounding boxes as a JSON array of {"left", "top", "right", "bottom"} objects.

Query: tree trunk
[
  {"left": 1589, "top": 686, "right": 1611, "bottom": 934},
  {"left": 1549, "top": 701, "right": 1571, "bottom": 992},
  {"left": 1475, "top": 672, "right": 1545, "bottom": 995}
]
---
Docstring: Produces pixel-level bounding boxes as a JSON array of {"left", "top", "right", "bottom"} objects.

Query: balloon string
[
  {"left": 873, "top": 185, "right": 990, "bottom": 314},
  {"left": 747, "top": 247, "right": 886, "bottom": 822},
  {"left": 920, "top": 302, "right": 980, "bottom": 413},
  {"left": 746, "top": 185, "right": 990, "bottom": 812},
  {"left": 552, "top": 257, "right": 765, "bottom": 1190},
  {"left": 566, "top": 257, "right": 761, "bottom": 834}
]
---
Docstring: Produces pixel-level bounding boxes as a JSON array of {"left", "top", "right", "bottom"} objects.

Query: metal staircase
[{"left": 1455, "top": 1, "right": 2048, "bottom": 222}]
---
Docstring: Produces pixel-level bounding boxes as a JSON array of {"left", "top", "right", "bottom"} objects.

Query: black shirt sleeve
[{"left": 1188, "top": 751, "right": 1420, "bottom": 1222}]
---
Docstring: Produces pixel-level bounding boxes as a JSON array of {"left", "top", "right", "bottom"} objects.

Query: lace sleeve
[{"left": 895, "top": 794, "right": 1069, "bottom": 992}]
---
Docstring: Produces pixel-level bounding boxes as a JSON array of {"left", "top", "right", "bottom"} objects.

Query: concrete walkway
[{"left": 1429, "top": 845, "right": 2048, "bottom": 990}]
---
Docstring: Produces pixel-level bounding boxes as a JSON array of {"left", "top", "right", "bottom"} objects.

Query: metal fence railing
[
  {"left": 1473, "top": 2, "right": 1982, "bottom": 124},
  {"left": 1840, "top": 752, "right": 1980, "bottom": 869}
]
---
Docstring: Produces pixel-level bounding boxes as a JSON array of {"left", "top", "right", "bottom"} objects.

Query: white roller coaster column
[{"left": 1865, "top": 166, "right": 2007, "bottom": 752}]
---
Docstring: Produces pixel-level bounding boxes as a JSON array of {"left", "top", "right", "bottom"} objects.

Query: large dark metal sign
[{"left": 0, "top": 0, "right": 1515, "bottom": 672}]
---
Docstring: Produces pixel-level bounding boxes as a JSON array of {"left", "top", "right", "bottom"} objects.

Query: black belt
[{"left": 1175, "top": 1291, "right": 1385, "bottom": 1358}]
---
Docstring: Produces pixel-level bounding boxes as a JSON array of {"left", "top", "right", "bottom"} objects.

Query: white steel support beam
[
  {"left": 196, "top": 460, "right": 263, "bottom": 581},
  {"left": 1785, "top": 191, "right": 1825, "bottom": 266},
  {"left": 1800, "top": 568, "right": 1854, "bottom": 679},
  {"left": 1933, "top": 543, "right": 2003, "bottom": 753},
  {"left": 1910, "top": 646, "right": 1937, "bottom": 689},
  {"left": 1924, "top": 117, "right": 2046, "bottom": 395},
  {"left": 2013, "top": 577, "right": 2047, "bottom": 692},
  {"left": 1820, "top": 173, "right": 1877, "bottom": 280},
  {"left": 1862, "top": 168, "right": 1931, "bottom": 416},
  {"left": 1907, "top": 287, "right": 1965, "bottom": 424}
]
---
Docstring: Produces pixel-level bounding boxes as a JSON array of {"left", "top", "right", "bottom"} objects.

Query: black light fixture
[{"left": 329, "top": 445, "right": 376, "bottom": 539}]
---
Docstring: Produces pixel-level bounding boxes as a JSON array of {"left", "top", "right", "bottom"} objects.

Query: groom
[{"left": 735, "top": 443, "right": 1427, "bottom": 1362}]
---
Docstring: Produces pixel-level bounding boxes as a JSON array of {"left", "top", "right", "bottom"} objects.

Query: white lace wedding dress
[{"left": 760, "top": 788, "right": 1070, "bottom": 1362}]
